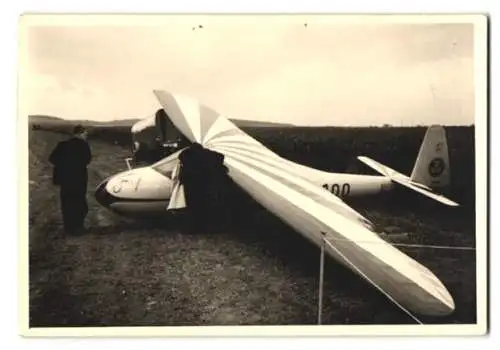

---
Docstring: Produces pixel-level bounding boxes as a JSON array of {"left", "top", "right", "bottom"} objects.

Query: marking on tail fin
[
  {"left": 428, "top": 158, "right": 446, "bottom": 177},
  {"left": 410, "top": 125, "right": 450, "bottom": 189}
]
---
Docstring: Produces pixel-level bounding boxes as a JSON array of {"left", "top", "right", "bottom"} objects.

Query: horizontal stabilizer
[{"left": 358, "top": 156, "right": 459, "bottom": 207}]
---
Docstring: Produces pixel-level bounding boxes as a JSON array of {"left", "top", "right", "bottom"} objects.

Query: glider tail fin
[
  {"left": 410, "top": 125, "right": 450, "bottom": 190},
  {"left": 357, "top": 125, "right": 458, "bottom": 207}
]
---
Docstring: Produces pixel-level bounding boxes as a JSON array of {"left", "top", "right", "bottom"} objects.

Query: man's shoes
[
  {"left": 63, "top": 226, "right": 86, "bottom": 236},
  {"left": 74, "top": 226, "right": 87, "bottom": 235}
]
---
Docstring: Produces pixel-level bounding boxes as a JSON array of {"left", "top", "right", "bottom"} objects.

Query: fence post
[{"left": 318, "top": 231, "right": 326, "bottom": 325}]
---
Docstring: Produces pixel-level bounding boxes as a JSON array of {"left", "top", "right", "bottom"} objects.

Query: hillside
[
  {"left": 231, "top": 119, "right": 295, "bottom": 128},
  {"left": 29, "top": 115, "right": 140, "bottom": 127},
  {"left": 28, "top": 115, "right": 64, "bottom": 123},
  {"left": 28, "top": 115, "right": 293, "bottom": 129}
]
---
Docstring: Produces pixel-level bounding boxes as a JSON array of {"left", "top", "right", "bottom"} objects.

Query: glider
[{"left": 95, "top": 90, "right": 459, "bottom": 318}]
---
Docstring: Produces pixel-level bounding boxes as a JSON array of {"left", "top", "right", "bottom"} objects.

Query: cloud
[{"left": 20, "top": 17, "right": 476, "bottom": 125}]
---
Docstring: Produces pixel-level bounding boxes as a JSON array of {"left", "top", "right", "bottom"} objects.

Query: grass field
[{"left": 27, "top": 122, "right": 477, "bottom": 327}]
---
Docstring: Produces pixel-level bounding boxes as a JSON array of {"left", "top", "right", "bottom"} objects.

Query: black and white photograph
[{"left": 18, "top": 13, "right": 488, "bottom": 336}]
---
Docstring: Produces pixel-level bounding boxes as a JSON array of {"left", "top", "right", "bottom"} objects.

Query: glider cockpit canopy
[{"left": 131, "top": 108, "right": 189, "bottom": 163}]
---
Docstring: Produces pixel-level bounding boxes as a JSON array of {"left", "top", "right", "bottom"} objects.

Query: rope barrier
[
  {"left": 317, "top": 232, "right": 326, "bottom": 325},
  {"left": 390, "top": 242, "right": 475, "bottom": 251},
  {"left": 321, "top": 236, "right": 475, "bottom": 251}
]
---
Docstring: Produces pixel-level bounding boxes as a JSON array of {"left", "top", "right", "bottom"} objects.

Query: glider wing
[{"left": 153, "top": 90, "right": 455, "bottom": 317}]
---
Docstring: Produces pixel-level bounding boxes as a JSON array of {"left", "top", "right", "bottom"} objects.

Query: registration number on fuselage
[{"left": 322, "top": 183, "right": 351, "bottom": 197}]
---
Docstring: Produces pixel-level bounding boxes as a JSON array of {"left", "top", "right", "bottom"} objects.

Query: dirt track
[{"left": 28, "top": 129, "right": 477, "bottom": 327}]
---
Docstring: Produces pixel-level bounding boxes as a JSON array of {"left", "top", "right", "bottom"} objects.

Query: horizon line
[{"left": 27, "top": 114, "right": 475, "bottom": 128}]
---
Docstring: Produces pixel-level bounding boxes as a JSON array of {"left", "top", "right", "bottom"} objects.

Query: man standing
[
  {"left": 49, "top": 125, "right": 92, "bottom": 235},
  {"left": 177, "top": 143, "right": 228, "bottom": 231}
]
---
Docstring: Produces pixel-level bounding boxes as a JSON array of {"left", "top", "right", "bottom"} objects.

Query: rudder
[{"left": 410, "top": 125, "right": 450, "bottom": 190}]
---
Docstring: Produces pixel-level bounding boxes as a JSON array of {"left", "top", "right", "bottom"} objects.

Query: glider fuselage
[{"left": 95, "top": 159, "right": 393, "bottom": 218}]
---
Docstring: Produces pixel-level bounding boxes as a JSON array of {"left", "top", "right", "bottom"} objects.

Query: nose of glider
[{"left": 95, "top": 178, "right": 113, "bottom": 208}]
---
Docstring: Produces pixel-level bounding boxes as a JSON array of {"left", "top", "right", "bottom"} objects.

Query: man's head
[{"left": 73, "top": 125, "right": 88, "bottom": 140}]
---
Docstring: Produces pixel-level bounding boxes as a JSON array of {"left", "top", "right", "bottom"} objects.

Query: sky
[{"left": 19, "top": 15, "right": 478, "bottom": 126}]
